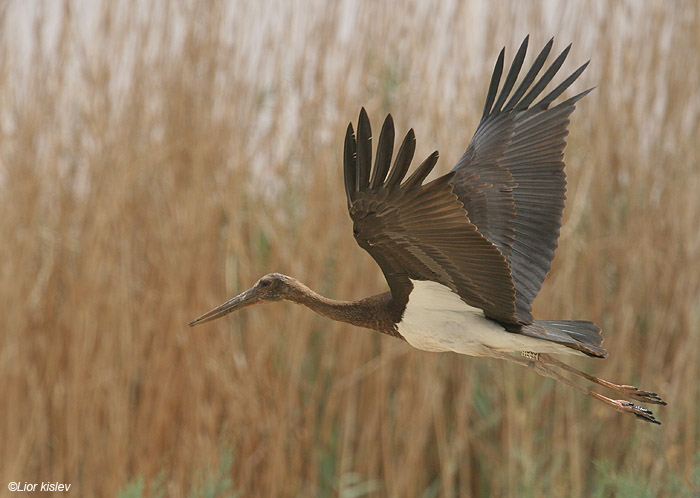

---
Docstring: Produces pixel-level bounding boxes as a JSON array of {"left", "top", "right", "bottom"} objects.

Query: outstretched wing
[
  {"left": 451, "top": 36, "right": 592, "bottom": 322},
  {"left": 344, "top": 109, "right": 518, "bottom": 324}
]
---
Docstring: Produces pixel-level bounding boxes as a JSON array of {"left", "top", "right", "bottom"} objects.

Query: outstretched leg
[
  {"left": 486, "top": 349, "right": 663, "bottom": 424},
  {"left": 537, "top": 353, "right": 666, "bottom": 406}
]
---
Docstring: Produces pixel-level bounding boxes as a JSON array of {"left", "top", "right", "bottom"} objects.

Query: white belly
[{"left": 397, "top": 280, "right": 575, "bottom": 357}]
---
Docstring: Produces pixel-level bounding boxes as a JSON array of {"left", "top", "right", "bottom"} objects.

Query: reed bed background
[{"left": 1, "top": 1, "right": 699, "bottom": 496}]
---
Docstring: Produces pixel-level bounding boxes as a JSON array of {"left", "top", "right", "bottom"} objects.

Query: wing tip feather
[
  {"left": 349, "top": 111, "right": 440, "bottom": 194},
  {"left": 343, "top": 122, "right": 357, "bottom": 206}
]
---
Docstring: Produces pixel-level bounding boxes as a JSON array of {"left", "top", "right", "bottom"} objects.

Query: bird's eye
[{"left": 260, "top": 280, "right": 271, "bottom": 287}]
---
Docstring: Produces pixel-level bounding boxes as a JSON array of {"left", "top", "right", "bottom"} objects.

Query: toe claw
[
  {"left": 620, "top": 385, "right": 667, "bottom": 405},
  {"left": 621, "top": 401, "right": 661, "bottom": 424},
  {"left": 633, "top": 412, "right": 661, "bottom": 424}
]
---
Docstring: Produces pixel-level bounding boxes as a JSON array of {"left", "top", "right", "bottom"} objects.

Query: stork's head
[{"left": 188, "top": 273, "right": 292, "bottom": 326}]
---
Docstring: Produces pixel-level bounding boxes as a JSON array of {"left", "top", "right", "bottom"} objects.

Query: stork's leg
[
  {"left": 487, "top": 349, "right": 661, "bottom": 424},
  {"left": 537, "top": 353, "right": 666, "bottom": 405}
]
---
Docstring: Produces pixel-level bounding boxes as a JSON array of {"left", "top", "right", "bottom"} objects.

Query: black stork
[{"left": 190, "top": 37, "right": 666, "bottom": 424}]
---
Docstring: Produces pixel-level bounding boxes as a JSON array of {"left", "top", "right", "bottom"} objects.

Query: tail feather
[{"left": 521, "top": 320, "right": 607, "bottom": 358}]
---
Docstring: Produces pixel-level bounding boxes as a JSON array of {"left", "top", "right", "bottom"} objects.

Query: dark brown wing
[
  {"left": 451, "top": 36, "right": 592, "bottom": 322},
  {"left": 344, "top": 109, "right": 518, "bottom": 324}
]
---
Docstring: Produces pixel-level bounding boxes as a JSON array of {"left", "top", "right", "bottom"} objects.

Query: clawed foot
[
  {"left": 618, "top": 385, "right": 667, "bottom": 405},
  {"left": 613, "top": 400, "right": 661, "bottom": 424}
]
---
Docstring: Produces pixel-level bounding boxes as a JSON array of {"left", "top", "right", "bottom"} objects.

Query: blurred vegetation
[
  {"left": 1, "top": 1, "right": 699, "bottom": 497},
  {"left": 116, "top": 448, "right": 239, "bottom": 498}
]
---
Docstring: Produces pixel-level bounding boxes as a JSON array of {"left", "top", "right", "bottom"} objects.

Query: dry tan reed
[{"left": 1, "top": 1, "right": 699, "bottom": 497}]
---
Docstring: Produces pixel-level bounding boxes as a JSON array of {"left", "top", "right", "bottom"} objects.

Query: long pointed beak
[{"left": 188, "top": 288, "right": 260, "bottom": 327}]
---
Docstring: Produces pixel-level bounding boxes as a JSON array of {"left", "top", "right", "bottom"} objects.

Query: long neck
[{"left": 286, "top": 280, "right": 400, "bottom": 336}]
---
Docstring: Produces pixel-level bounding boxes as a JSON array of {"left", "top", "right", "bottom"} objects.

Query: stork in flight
[{"left": 190, "top": 37, "right": 666, "bottom": 424}]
